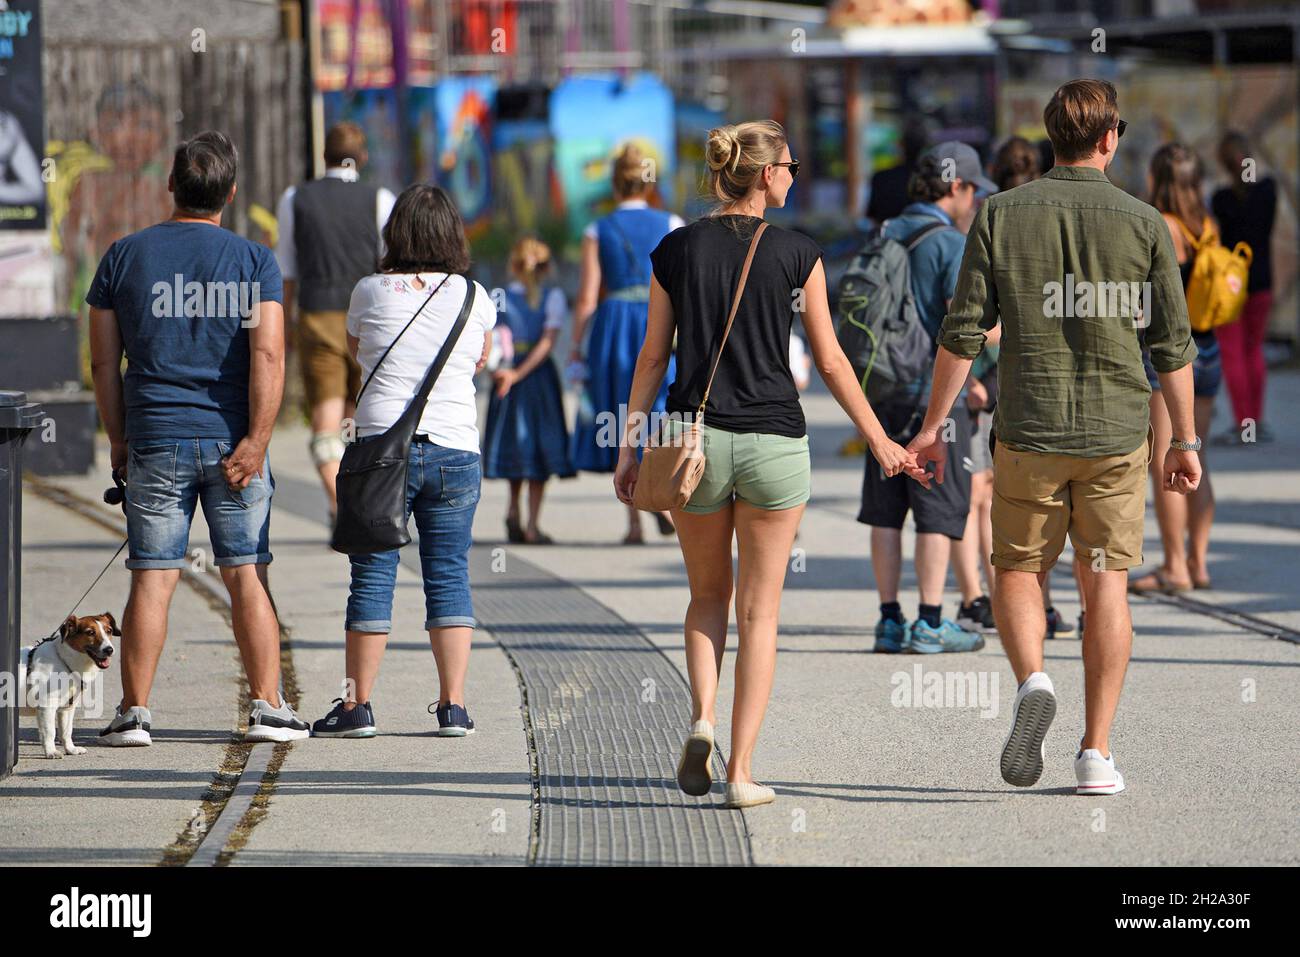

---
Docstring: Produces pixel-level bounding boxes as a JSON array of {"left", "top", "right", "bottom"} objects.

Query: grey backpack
[{"left": 835, "top": 219, "right": 954, "bottom": 412}]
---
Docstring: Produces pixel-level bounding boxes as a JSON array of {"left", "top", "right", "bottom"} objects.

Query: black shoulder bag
[{"left": 331, "top": 277, "right": 477, "bottom": 555}]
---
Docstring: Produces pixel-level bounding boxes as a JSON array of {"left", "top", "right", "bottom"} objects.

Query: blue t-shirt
[
  {"left": 86, "top": 221, "right": 283, "bottom": 442},
  {"left": 881, "top": 202, "right": 965, "bottom": 341}
]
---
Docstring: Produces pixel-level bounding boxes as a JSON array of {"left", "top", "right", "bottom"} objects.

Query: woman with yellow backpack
[{"left": 1131, "top": 142, "right": 1250, "bottom": 595}]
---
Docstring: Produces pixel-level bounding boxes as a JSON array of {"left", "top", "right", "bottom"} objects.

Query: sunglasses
[
  {"left": 772, "top": 159, "right": 801, "bottom": 179},
  {"left": 1115, "top": 119, "right": 1127, "bottom": 138}
]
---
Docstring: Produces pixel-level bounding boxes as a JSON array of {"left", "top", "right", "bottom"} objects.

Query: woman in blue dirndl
[
  {"left": 569, "top": 143, "right": 683, "bottom": 544},
  {"left": 483, "top": 237, "right": 575, "bottom": 544}
]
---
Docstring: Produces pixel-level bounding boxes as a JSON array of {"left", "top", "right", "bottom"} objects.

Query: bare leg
[
  {"left": 430, "top": 626, "right": 473, "bottom": 706},
  {"left": 1186, "top": 397, "right": 1215, "bottom": 586},
  {"left": 312, "top": 396, "right": 346, "bottom": 516},
  {"left": 914, "top": 532, "right": 951, "bottom": 608},
  {"left": 526, "top": 479, "right": 546, "bottom": 536},
  {"left": 870, "top": 527, "right": 902, "bottom": 604},
  {"left": 992, "top": 568, "right": 1048, "bottom": 683},
  {"left": 952, "top": 473, "right": 990, "bottom": 604},
  {"left": 506, "top": 480, "right": 523, "bottom": 524},
  {"left": 1078, "top": 568, "right": 1132, "bottom": 756},
  {"left": 673, "top": 503, "right": 736, "bottom": 727},
  {"left": 343, "top": 630, "right": 389, "bottom": 707},
  {"left": 120, "top": 569, "right": 182, "bottom": 709},
  {"left": 977, "top": 476, "right": 996, "bottom": 599},
  {"left": 624, "top": 503, "right": 644, "bottom": 543},
  {"left": 220, "top": 563, "right": 283, "bottom": 705},
  {"left": 1141, "top": 391, "right": 1191, "bottom": 587},
  {"left": 729, "top": 501, "right": 804, "bottom": 784}
]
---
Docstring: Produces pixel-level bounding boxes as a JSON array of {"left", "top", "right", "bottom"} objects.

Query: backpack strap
[
  {"left": 1174, "top": 216, "right": 1217, "bottom": 252},
  {"left": 697, "top": 222, "right": 767, "bottom": 421},
  {"left": 903, "top": 219, "right": 956, "bottom": 251}
]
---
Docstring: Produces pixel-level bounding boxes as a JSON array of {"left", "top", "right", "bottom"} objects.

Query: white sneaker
[
  {"left": 1000, "top": 671, "right": 1056, "bottom": 787},
  {"left": 1075, "top": 748, "right": 1126, "bottom": 795},
  {"left": 97, "top": 705, "right": 152, "bottom": 747},
  {"left": 245, "top": 698, "right": 311, "bottom": 742},
  {"left": 676, "top": 720, "right": 714, "bottom": 796}
]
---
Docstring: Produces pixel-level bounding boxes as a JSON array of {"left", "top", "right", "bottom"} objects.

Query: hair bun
[{"left": 706, "top": 126, "right": 742, "bottom": 173}]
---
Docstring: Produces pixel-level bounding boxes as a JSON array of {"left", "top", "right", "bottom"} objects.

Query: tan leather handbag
[{"left": 632, "top": 221, "right": 767, "bottom": 512}]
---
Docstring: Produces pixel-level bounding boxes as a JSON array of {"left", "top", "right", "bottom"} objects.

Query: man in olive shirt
[{"left": 907, "top": 79, "right": 1202, "bottom": 796}]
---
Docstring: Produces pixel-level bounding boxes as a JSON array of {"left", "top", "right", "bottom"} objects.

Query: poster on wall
[{"left": 0, "top": 0, "right": 46, "bottom": 231}]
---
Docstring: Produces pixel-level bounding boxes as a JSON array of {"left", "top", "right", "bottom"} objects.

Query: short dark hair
[
  {"left": 171, "top": 131, "right": 237, "bottom": 215},
  {"left": 1043, "top": 79, "right": 1119, "bottom": 163},
  {"left": 907, "top": 154, "right": 959, "bottom": 203},
  {"left": 380, "top": 184, "right": 471, "bottom": 274},
  {"left": 324, "top": 121, "right": 368, "bottom": 168}
]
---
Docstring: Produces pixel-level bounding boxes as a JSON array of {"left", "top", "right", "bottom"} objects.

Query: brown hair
[
  {"left": 704, "top": 120, "right": 787, "bottom": 207},
  {"left": 991, "top": 136, "right": 1041, "bottom": 191},
  {"left": 611, "top": 143, "right": 649, "bottom": 200},
  {"left": 380, "top": 184, "right": 471, "bottom": 274},
  {"left": 1149, "top": 142, "right": 1210, "bottom": 241},
  {"left": 509, "top": 236, "right": 551, "bottom": 308},
  {"left": 1218, "top": 130, "right": 1252, "bottom": 197},
  {"left": 324, "top": 121, "right": 368, "bottom": 169},
  {"left": 1043, "top": 79, "right": 1119, "bottom": 163},
  {"left": 171, "top": 130, "right": 237, "bottom": 215}
]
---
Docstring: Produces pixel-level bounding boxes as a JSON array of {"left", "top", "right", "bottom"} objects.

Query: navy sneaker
[
  {"left": 1045, "top": 606, "right": 1075, "bottom": 640},
  {"left": 873, "top": 617, "right": 910, "bottom": 654},
  {"left": 909, "top": 618, "right": 986, "bottom": 654},
  {"left": 956, "top": 596, "right": 997, "bottom": 634},
  {"left": 430, "top": 701, "right": 476, "bottom": 737},
  {"left": 312, "top": 699, "right": 377, "bottom": 738}
]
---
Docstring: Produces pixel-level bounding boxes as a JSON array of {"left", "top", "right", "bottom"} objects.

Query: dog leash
[{"left": 38, "top": 468, "right": 130, "bottom": 645}]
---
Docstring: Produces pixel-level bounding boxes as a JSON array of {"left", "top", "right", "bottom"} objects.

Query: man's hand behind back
[{"left": 222, "top": 437, "right": 267, "bottom": 490}]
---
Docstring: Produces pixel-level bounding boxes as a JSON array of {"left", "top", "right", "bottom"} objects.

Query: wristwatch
[{"left": 1170, "top": 436, "right": 1202, "bottom": 452}]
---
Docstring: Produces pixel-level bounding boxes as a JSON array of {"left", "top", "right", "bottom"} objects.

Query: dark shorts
[
  {"left": 856, "top": 403, "right": 973, "bottom": 540},
  {"left": 1143, "top": 337, "right": 1221, "bottom": 398}
]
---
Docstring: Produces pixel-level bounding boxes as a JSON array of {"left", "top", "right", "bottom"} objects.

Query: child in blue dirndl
[{"left": 482, "top": 238, "right": 575, "bottom": 544}]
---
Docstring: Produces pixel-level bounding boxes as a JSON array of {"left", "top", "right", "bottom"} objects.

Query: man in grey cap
[{"left": 858, "top": 141, "right": 998, "bottom": 655}]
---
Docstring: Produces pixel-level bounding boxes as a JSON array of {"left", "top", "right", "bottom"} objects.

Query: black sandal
[{"left": 505, "top": 517, "right": 526, "bottom": 543}]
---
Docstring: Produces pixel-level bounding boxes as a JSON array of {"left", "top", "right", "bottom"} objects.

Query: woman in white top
[{"left": 312, "top": 184, "right": 497, "bottom": 739}]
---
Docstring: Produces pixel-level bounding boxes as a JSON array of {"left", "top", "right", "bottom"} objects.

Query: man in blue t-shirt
[
  {"left": 859, "top": 142, "right": 997, "bottom": 655},
  {"left": 87, "top": 130, "right": 309, "bottom": 745}
]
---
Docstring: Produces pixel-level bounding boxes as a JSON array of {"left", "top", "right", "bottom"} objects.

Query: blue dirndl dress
[
  {"left": 571, "top": 206, "right": 677, "bottom": 473},
  {"left": 482, "top": 285, "right": 576, "bottom": 481}
]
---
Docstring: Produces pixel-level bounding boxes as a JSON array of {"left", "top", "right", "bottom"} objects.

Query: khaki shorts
[
  {"left": 298, "top": 310, "right": 361, "bottom": 409},
  {"left": 664, "top": 419, "right": 810, "bottom": 513},
  {"left": 991, "top": 430, "right": 1153, "bottom": 573}
]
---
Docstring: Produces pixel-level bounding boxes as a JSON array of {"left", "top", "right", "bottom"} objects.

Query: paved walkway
[{"left": 3, "top": 369, "right": 1298, "bottom": 866}]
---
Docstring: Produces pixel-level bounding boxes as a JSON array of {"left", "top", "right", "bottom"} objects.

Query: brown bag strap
[{"left": 697, "top": 221, "right": 767, "bottom": 420}]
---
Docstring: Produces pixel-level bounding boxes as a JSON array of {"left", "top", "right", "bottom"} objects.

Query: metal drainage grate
[{"left": 469, "top": 544, "right": 751, "bottom": 866}]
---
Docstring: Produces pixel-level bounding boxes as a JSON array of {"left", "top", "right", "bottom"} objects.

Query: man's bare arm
[{"left": 223, "top": 300, "right": 285, "bottom": 488}]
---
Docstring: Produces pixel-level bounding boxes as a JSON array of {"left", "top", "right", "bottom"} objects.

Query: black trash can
[{"left": 1, "top": 391, "right": 45, "bottom": 781}]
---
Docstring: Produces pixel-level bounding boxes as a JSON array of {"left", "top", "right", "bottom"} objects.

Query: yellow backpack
[{"left": 1177, "top": 217, "right": 1252, "bottom": 333}]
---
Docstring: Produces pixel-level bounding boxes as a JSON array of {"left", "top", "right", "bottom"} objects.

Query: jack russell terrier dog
[{"left": 19, "top": 612, "right": 118, "bottom": 758}]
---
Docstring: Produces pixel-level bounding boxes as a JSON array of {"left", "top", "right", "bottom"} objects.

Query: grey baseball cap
[{"left": 924, "top": 141, "right": 999, "bottom": 197}]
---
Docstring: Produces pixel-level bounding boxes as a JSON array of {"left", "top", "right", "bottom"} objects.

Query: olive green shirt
[{"left": 939, "top": 165, "right": 1196, "bottom": 457}]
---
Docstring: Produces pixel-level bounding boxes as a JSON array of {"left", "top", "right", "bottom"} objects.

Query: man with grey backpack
[{"left": 838, "top": 142, "right": 998, "bottom": 654}]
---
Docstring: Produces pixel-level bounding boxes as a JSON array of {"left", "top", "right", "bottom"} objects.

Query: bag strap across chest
[{"left": 696, "top": 221, "right": 768, "bottom": 421}]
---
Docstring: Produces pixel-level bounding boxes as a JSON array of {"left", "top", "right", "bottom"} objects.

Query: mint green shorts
[{"left": 664, "top": 419, "right": 811, "bottom": 513}]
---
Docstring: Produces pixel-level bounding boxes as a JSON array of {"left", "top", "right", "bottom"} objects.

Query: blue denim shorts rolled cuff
[
  {"left": 124, "top": 438, "right": 274, "bottom": 570},
  {"left": 345, "top": 441, "right": 481, "bottom": 634}
]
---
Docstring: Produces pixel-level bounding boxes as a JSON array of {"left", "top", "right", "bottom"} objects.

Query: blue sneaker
[
  {"left": 873, "top": 617, "right": 910, "bottom": 654},
  {"left": 908, "top": 618, "right": 986, "bottom": 654},
  {"left": 430, "top": 701, "right": 476, "bottom": 737},
  {"left": 312, "top": 699, "right": 377, "bottom": 738}
]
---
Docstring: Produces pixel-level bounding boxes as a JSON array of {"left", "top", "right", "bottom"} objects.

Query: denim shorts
[
  {"left": 345, "top": 439, "right": 482, "bottom": 632},
  {"left": 124, "top": 438, "right": 273, "bottom": 570}
]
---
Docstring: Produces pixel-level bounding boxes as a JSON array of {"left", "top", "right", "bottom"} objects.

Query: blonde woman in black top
[{"left": 614, "top": 121, "right": 924, "bottom": 808}]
